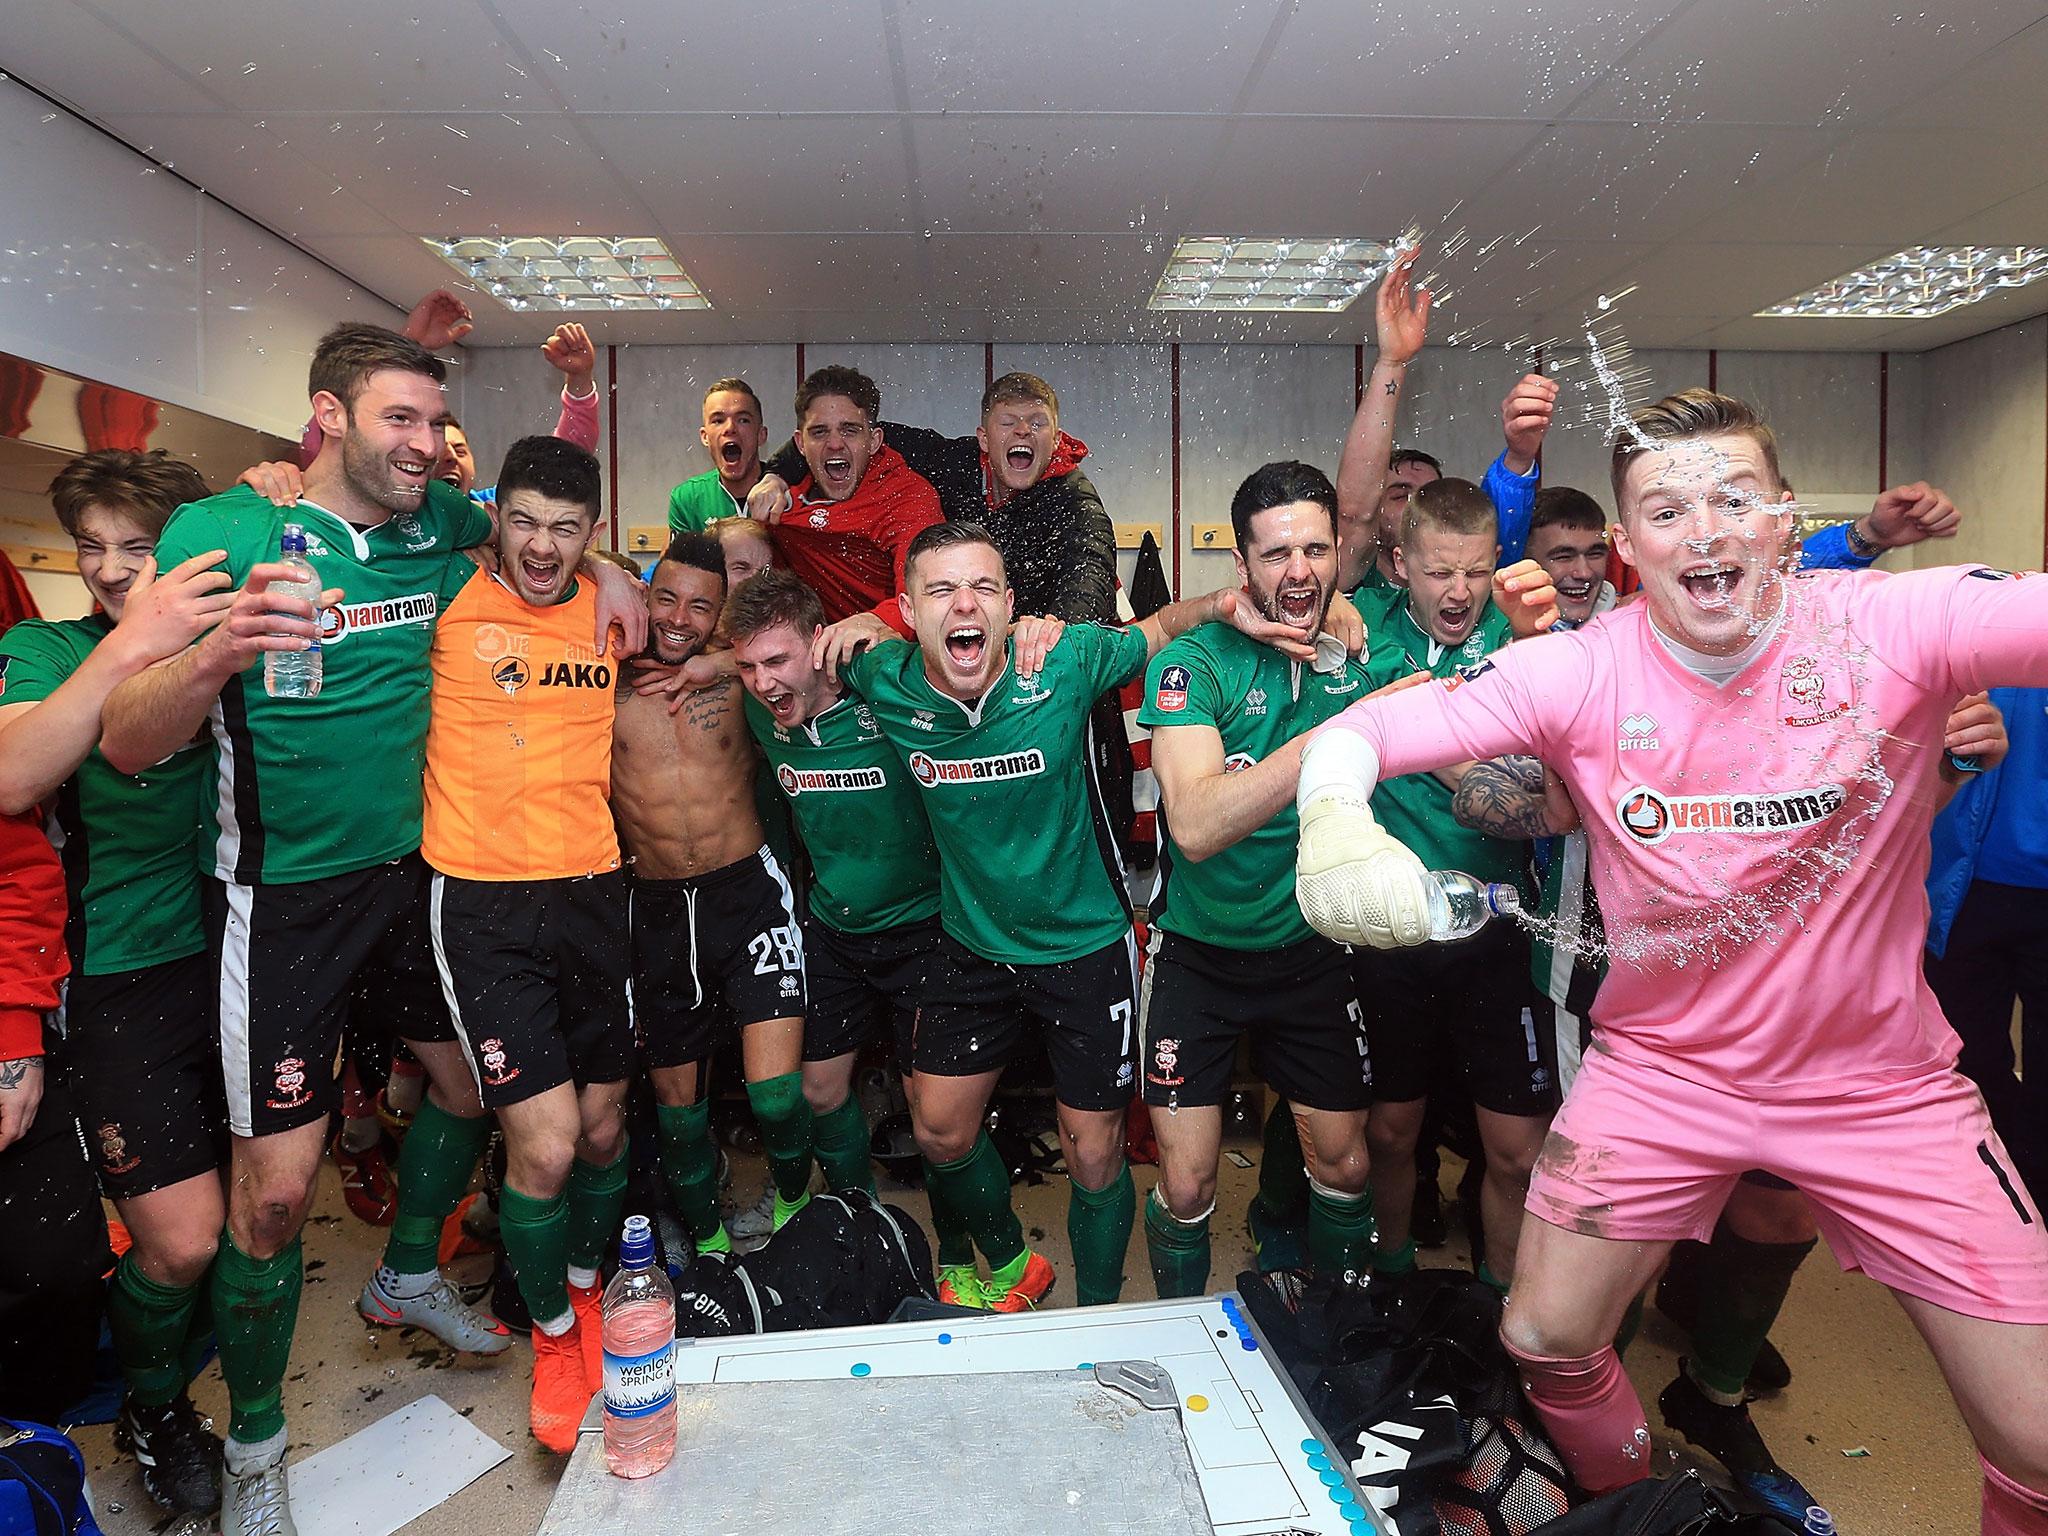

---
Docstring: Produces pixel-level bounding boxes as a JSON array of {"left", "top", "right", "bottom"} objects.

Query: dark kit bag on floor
[
  {"left": 0, "top": 1420, "right": 104, "bottom": 1536},
  {"left": 1239, "top": 1267, "right": 1572, "bottom": 1536},
  {"left": 1526, "top": 1469, "right": 1800, "bottom": 1535},
  {"left": 672, "top": 1190, "right": 934, "bottom": 1337}
]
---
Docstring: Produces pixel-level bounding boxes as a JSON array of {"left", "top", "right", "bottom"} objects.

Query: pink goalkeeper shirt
[{"left": 1316, "top": 565, "right": 2048, "bottom": 1098}]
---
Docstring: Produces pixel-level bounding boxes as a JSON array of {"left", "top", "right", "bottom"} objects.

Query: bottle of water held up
[
  {"left": 1425, "top": 870, "right": 1522, "bottom": 942},
  {"left": 602, "top": 1214, "right": 676, "bottom": 1478},
  {"left": 263, "top": 523, "right": 323, "bottom": 699}
]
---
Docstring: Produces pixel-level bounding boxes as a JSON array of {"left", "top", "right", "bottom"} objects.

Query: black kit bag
[
  {"left": 673, "top": 1191, "right": 935, "bottom": 1338},
  {"left": 1239, "top": 1267, "right": 1572, "bottom": 1536},
  {"left": 1525, "top": 1469, "right": 1801, "bottom": 1535}
]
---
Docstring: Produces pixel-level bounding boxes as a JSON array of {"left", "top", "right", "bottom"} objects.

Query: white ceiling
[{"left": 9, "top": 0, "right": 2048, "bottom": 352}]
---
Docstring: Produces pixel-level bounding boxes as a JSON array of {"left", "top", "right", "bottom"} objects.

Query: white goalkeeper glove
[{"left": 1295, "top": 785, "right": 1435, "bottom": 949}]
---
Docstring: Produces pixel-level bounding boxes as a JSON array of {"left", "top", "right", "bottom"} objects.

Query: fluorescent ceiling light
[
  {"left": 1758, "top": 246, "right": 2048, "bottom": 320},
  {"left": 1147, "top": 236, "right": 1394, "bottom": 312},
  {"left": 423, "top": 235, "right": 712, "bottom": 311}
]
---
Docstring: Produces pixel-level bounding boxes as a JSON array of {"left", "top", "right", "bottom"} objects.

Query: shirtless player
[{"left": 611, "top": 533, "right": 811, "bottom": 1255}]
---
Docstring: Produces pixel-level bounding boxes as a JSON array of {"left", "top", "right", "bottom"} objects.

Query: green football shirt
[
  {"left": 1354, "top": 586, "right": 1527, "bottom": 888},
  {"left": 744, "top": 689, "right": 939, "bottom": 934},
  {"left": 152, "top": 480, "right": 490, "bottom": 885},
  {"left": 1138, "top": 623, "right": 1374, "bottom": 951},
  {"left": 0, "top": 616, "right": 207, "bottom": 974},
  {"left": 667, "top": 471, "right": 746, "bottom": 535},
  {"left": 844, "top": 623, "right": 1150, "bottom": 965}
]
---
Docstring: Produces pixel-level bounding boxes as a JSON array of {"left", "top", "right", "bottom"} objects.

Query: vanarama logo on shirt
[
  {"left": 908, "top": 748, "right": 1046, "bottom": 786},
  {"left": 319, "top": 592, "right": 438, "bottom": 643},
  {"left": 1615, "top": 782, "right": 1845, "bottom": 846},
  {"left": 777, "top": 764, "right": 887, "bottom": 796}
]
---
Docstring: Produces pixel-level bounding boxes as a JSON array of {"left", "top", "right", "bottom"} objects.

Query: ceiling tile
[
  {"left": 80, "top": 0, "right": 555, "bottom": 114},
  {"left": 100, "top": 114, "right": 403, "bottom": 240},
  {"left": 14, "top": 3, "right": 227, "bottom": 115},
  {"left": 897, "top": 0, "right": 1279, "bottom": 113},
  {"left": 911, "top": 115, "right": 1226, "bottom": 235},
  {"left": 1567, "top": 0, "right": 2047, "bottom": 126},
  {"left": 1187, "top": 117, "right": 1547, "bottom": 237},
  {"left": 1703, "top": 128, "right": 2048, "bottom": 246},
  {"left": 1471, "top": 122, "right": 1838, "bottom": 243},
  {"left": 484, "top": 0, "right": 901, "bottom": 113},
  {"left": 1246, "top": 0, "right": 1688, "bottom": 118},
  {"left": 581, "top": 114, "right": 913, "bottom": 235}
]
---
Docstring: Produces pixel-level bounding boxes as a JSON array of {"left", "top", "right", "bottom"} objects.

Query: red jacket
[
  {"left": 0, "top": 809, "right": 66, "bottom": 1061},
  {"left": 776, "top": 445, "right": 943, "bottom": 635}
]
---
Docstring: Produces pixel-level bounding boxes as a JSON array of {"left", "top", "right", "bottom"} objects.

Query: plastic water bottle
[
  {"left": 263, "top": 523, "right": 323, "bottom": 699},
  {"left": 602, "top": 1214, "right": 676, "bottom": 1478},
  {"left": 1423, "top": 870, "right": 1522, "bottom": 941},
  {"left": 1802, "top": 1508, "right": 1836, "bottom": 1536}
]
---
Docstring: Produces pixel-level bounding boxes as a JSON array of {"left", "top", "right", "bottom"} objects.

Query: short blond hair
[{"left": 1610, "top": 390, "right": 1783, "bottom": 509}]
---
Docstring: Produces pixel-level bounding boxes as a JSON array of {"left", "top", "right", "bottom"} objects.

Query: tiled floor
[{"left": 76, "top": 1142, "right": 1980, "bottom": 1535}]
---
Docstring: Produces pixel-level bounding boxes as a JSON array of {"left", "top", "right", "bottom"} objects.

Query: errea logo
[{"left": 1618, "top": 712, "right": 1659, "bottom": 751}]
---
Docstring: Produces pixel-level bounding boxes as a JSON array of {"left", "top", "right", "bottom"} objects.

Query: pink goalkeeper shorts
[{"left": 1526, "top": 1044, "right": 2048, "bottom": 1323}]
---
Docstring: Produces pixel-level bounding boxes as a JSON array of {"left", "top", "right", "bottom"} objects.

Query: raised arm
[
  {"left": 1485, "top": 371, "right": 1556, "bottom": 563},
  {"left": 541, "top": 323, "right": 601, "bottom": 451},
  {"left": 1336, "top": 246, "right": 1428, "bottom": 592}
]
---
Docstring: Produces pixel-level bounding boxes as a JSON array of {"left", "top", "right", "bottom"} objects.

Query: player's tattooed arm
[{"left": 1450, "top": 755, "right": 1579, "bottom": 840}]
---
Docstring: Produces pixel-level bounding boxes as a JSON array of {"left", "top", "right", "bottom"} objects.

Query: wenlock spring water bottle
[{"left": 601, "top": 1215, "right": 677, "bottom": 1477}]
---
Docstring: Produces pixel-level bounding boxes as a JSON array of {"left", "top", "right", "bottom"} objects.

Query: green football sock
[
  {"left": 1143, "top": 1191, "right": 1212, "bottom": 1299},
  {"left": 211, "top": 1233, "right": 302, "bottom": 1446},
  {"left": 1373, "top": 1236, "right": 1418, "bottom": 1276},
  {"left": 107, "top": 1252, "right": 203, "bottom": 1407},
  {"left": 810, "top": 1095, "right": 875, "bottom": 1196},
  {"left": 178, "top": 1273, "right": 216, "bottom": 1384},
  {"left": 1687, "top": 1225, "right": 1816, "bottom": 1399},
  {"left": 499, "top": 1184, "right": 571, "bottom": 1329},
  {"left": 927, "top": 1133, "right": 1025, "bottom": 1271},
  {"left": 655, "top": 1100, "right": 724, "bottom": 1247},
  {"left": 380, "top": 1098, "right": 490, "bottom": 1277},
  {"left": 565, "top": 1144, "right": 630, "bottom": 1275},
  {"left": 1251, "top": 1103, "right": 1309, "bottom": 1228},
  {"left": 745, "top": 1072, "right": 815, "bottom": 1205},
  {"left": 923, "top": 1159, "right": 976, "bottom": 1268},
  {"left": 1308, "top": 1180, "right": 1377, "bottom": 1279},
  {"left": 1068, "top": 1162, "right": 1135, "bottom": 1307}
]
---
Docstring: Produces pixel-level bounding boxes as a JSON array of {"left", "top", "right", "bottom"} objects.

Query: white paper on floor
[{"left": 289, "top": 1394, "right": 511, "bottom": 1536}]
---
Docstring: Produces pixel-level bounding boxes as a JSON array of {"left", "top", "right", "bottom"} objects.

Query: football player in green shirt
[
  {"left": 1349, "top": 476, "right": 1554, "bottom": 1293},
  {"left": 667, "top": 378, "right": 770, "bottom": 534},
  {"left": 1138, "top": 462, "right": 1422, "bottom": 1299},
  {"left": 0, "top": 450, "right": 241, "bottom": 1518},
  {"left": 826, "top": 521, "right": 1348, "bottom": 1311},
  {"left": 99, "top": 323, "right": 645, "bottom": 1536}
]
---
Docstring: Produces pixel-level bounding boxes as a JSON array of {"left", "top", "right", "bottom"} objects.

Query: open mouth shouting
[
  {"left": 1678, "top": 561, "right": 1743, "bottom": 611},
  {"left": 761, "top": 686, "right": 800, "bottom": 724},
  {"left": 1272, "top": 581, "right": 1323, "bottom": 630},
  {"left": 819, "top": 455, "right": 855, "bottom": 496},
  {"left": 944, "top": 623, "right": 988, "bottom": 671},
  {"left": 519, "top": 554, "right": 562, "bottom": 597},
  {"left": 718, "top": 437, "right": 745, "bottom": 469},
  {"left": 1004, "top": 444, "right": 1037, "bottom": 476}
]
